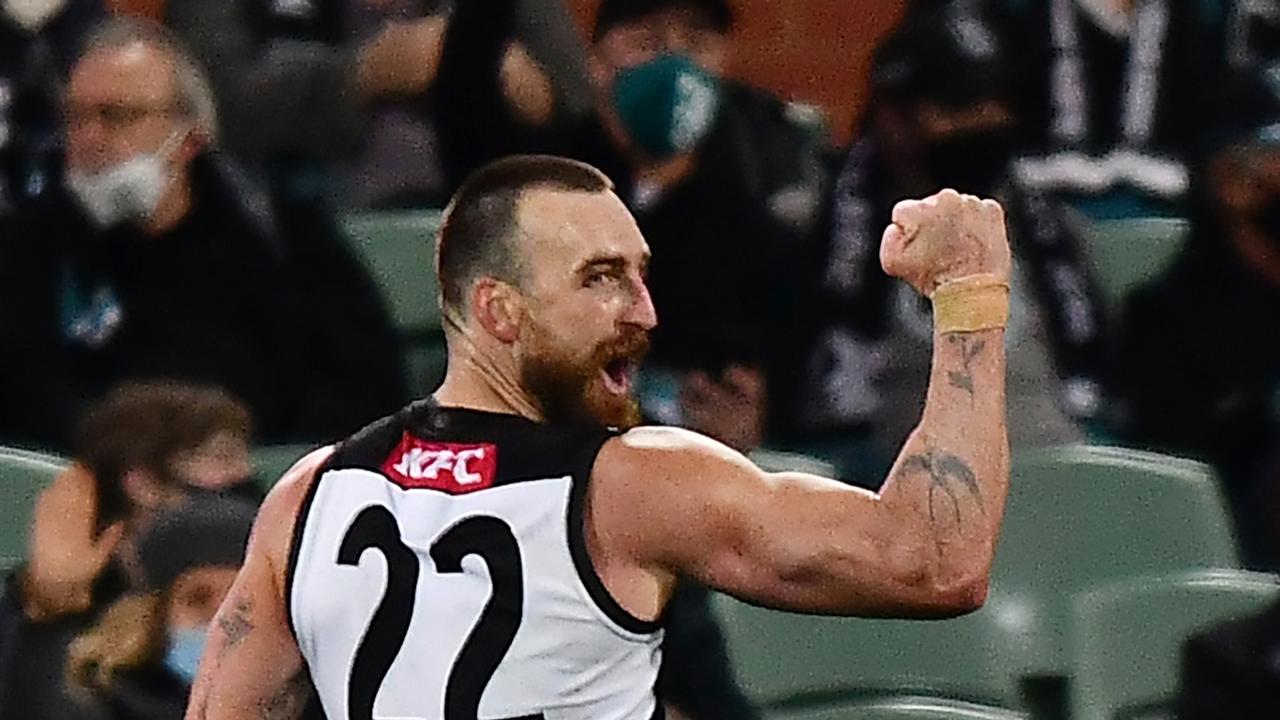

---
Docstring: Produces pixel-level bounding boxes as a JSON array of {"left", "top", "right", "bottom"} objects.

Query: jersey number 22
[{"left": 338, "top": 505, "right": 543, "bottom": 720}]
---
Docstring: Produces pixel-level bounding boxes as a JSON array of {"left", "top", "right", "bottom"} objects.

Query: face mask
[
  {"left": 612, "top": 54, "right": 721, "bottom": 160},
  {"left": 2, "top": 0, "right": 67, "bottom": 31},
  {"left": 65, "top": 131, "right": 185, "bottom": 228},
  {"left": 164, "top": 625, "right": 208, "bottom": 685}
]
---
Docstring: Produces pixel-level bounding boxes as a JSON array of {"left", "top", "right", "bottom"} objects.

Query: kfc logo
[{"left": 382, "top": 434, "right": 497, "bottom": 494}]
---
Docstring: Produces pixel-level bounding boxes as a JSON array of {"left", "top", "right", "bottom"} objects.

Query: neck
[
  {"left": 433, "top": 321, "right": 544, "bottom": 422},
  {"left": 144, "top": 173, "right": 192, "bottom": 236}
]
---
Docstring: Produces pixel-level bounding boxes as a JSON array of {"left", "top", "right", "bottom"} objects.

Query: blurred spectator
[
  {"left": 164, "top": 0, "right": 584, "bottom": 208},
  {"left": 774, "top": 2, "right": 1107, "bottom": 479},
  {"left": 1116, "top": 130, "right": 1280, "bottom": 565},
  {"left": 1177, "top": 589, "right": 1280, "bottom": 718},
  {"left": 0, "top": 0, "right": 105, "bottom": 214},
  {"left": 0, "top": 17, "right": 407, "bottom": 449},
  {"left": 559, "top": 0, "right": 827, "bottom": 454},
  {"left": 999, "top": 0, "right": 1222, "bottom": 218},
  {"left": 0, "top": 382, "right": 259, "bottom": 719},
  {"left": 63, "top": 495, "right": 256, "bottom": 720}
]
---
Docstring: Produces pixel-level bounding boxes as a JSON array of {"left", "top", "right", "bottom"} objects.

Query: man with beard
[{"left": 183, "top": 155, "right": 1014, "bottom": 720}]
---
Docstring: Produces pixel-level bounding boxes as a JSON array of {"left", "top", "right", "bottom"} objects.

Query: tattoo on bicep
[
  {"left": 257, "top": 669, "right": 309, "bottom": 720},
  {"left": 218, "top": 595, "right": 255, "bottom": 647},
  {"left": 946, "top": 335, "right": 986, "bottom": 401},
  {"left": 900, "top": 450, "right": 984, "bottom": 531}
]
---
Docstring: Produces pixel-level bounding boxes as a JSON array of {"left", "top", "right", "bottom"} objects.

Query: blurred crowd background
[{"left": 0, "top": 0, "right": 1278, "bottom": 718}]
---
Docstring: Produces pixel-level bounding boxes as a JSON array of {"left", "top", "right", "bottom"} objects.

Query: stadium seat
[
  {"left": 750, "top": 448, "right": 839, "bottom": 478},
  {"left": 767, "top": 695, "right": 1030, "bottom": 719},
  {"left": 0, "top": 447, "right": 69, "bottom": 565},
  {"left": 252, "top": 444, "right": 319, "bottom": 490},
  {"left": 713, "top": 590, "right": 1033, "bottom": 708},
  {"left": 340, "top": 211, "right": 447, "bottom": 394},
  {"left": 1069, "top": 569, "right": 1279, "bottom": 720},
  {"left": 995, "top": 445, "right": 1238, "bottom": 677},
  {"left": 340, "top": 210, "right": 444, "bottom": 333},
  {"left": 1085, "top": 217, "right": 1188, "bottom": 315}
]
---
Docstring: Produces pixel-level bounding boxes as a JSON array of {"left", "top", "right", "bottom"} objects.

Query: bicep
[{"left": 608, "top": 430, "right": 931, "bottom": 616}]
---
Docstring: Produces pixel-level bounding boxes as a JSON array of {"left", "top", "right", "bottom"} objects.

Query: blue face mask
[{"left": 164, "top": 626, "right": 208, "bottom": 685}]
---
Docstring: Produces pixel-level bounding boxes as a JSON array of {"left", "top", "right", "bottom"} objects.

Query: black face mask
[{"left": 924, "top": 131, "right": 1014, "bottom": 196}]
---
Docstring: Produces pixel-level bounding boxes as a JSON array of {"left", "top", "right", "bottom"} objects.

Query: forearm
[{"left": 880, "top": 326, "right": 1009, "bottom": 596}]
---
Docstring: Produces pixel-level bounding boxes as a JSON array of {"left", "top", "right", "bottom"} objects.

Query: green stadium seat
[
  {"left": 750, "top": 449, "right": 839, "bottom": 478},
  {"left": 252, "top": 444, "right": 319, "bottom": 490},
  {"left": 1069, "top": 569, "right": 1279, "bottom": 720},
  {"left": 995, "top": 445, "right": 1238, "bottom": 677},
  {"left": 340, "top": 210, "right": 444, "bottom": 333},
  {"left": 713, "top": 590, "right": 1033, "bottom": 708},
  {"left": 341, "top": 211, "right": 447, "bottom": 395},
  {"left": 0, "top": 447, "right": 69, "bottom": 566},
  {"left": 767, "top": 695, "right": 1030, "bottom": 720},
  {"left": 1085, "top": 217, "right": 1188, "bottom": 315}
]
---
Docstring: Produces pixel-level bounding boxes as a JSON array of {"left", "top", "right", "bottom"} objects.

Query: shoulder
[
  {"left": 256, "top": 446, "right": 335, "bottom": 574},
  {"left": 593, "top": 426, "right": 761, "bottom": 508}
]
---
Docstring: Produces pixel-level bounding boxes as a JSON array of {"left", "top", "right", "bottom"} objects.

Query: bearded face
[{"left": 520, "top": 316, "right": 650, "bottom": 430}]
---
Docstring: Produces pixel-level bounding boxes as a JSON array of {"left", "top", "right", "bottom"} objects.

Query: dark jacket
[{"left": 0, "top": 152, "right": 406, "bottom": 448}]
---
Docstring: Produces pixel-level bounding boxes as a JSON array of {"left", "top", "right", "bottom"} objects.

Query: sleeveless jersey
[{"left": 287, "top": 401, "right": 664, "bottom": 720}]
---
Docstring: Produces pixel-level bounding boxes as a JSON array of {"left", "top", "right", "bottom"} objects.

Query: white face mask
[
  {"left": 2, "top": 0, "right": 68, "bottom": 31},
  {"left": 66, "top": 132, "right": 185, "bottom": 228}
]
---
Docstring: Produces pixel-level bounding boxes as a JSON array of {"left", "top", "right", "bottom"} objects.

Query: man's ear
[{"left": 472, "top": 278, "right": 523, "bottom": 343}]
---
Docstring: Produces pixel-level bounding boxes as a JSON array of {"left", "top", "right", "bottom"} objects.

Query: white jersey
[{"left": 287, "top": 402, "right": 664, "bottom": 720}]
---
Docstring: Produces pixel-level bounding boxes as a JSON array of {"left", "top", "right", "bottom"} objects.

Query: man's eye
[{"left": 586, "top": 272, "right": 617, "bottom": 288}]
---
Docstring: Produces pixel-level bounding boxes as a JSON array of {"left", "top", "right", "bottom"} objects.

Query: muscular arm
[
  {"left": 185, "top": 448, "right": 333, "bottom": 720},
  {"left": 593, "top": 191, "right": 1010, "bottom": 618}
]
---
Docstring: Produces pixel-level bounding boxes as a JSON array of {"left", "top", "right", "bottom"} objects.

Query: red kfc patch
[{"left": 381, "top": 433, "right": 498, "bottom": 494}]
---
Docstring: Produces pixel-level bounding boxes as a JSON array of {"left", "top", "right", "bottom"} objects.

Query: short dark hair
[
  {"left": 594, "top": 0, "right": 734, "bottom": 40},
  {"left": 437, "top": 155, "right": 613, "bottom": 311},
  {"left": 74, "top": 382, "right": 253, "bottom": 528}
]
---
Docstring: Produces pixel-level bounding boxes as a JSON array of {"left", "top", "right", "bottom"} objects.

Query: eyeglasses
[{"left": 63, "top": 101, "right": 180, "bottom": 130}]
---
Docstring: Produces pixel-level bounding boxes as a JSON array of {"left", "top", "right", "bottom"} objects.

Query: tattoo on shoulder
[
  {"left": 946, "top": 335, "right": 986, "bottom": 401},
  {"left": 258, "top": 669, "right": 309, "bottom": 720},
  {"left": 218, "top": 595, "right": 255, "bottom": 647},
  {"left": 900, "top": 450, "right": 984, "bottom": 532}
]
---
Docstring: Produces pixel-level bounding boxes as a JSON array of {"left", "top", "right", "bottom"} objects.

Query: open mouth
[{"left": 601, "top": 358, "right": 637, "bottom": 396}]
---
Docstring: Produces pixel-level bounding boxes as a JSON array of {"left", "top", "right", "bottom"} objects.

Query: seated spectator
[
  {"left": 164, "top": 0, "right": 582, "bottom": 208},
  {"left": 0, "top": 18, "right": 406, "bottom": 449},
  {"left": 779, "top": 1, "right": 1107, "bottom": 481},
  {"left": 0, "top": 0, "right": 104, "bottom": 214},
  {"left": 64, "top": 495, "right": 257, "bottom": 720},
  {"left": 1116, "top": 126, "right": 1280, "bottom": 564},
  {"left": 998, "top": 0, "right": 1222, "bottom": 218},
  {"left": 560, "top": 0, "right": 827, "bottom": 455},
  {"left": 0, "top": 382, "right": 260, "bottom": 719}
]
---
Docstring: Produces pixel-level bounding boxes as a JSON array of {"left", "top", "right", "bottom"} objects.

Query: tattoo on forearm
[
  {"left": 901, "top": 450, "right": 984, "bottom": 531},
  {"left": 257, "top": 670, "right": 309, "bottom": 720},
  {"left": 946, "top": 335, "right": 986, "bottom": 401},
  {"left": 218, "top": 595, "right": 254, "bottom": 647}
]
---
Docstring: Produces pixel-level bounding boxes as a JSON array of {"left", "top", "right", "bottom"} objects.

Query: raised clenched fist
[{"left": 879, "top": 188, "right": 1011, "bottom": 297}]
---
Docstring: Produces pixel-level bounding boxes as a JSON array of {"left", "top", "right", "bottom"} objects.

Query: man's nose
[{"left": 624, "top": 277, "right": 658, "bottom": 331}]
